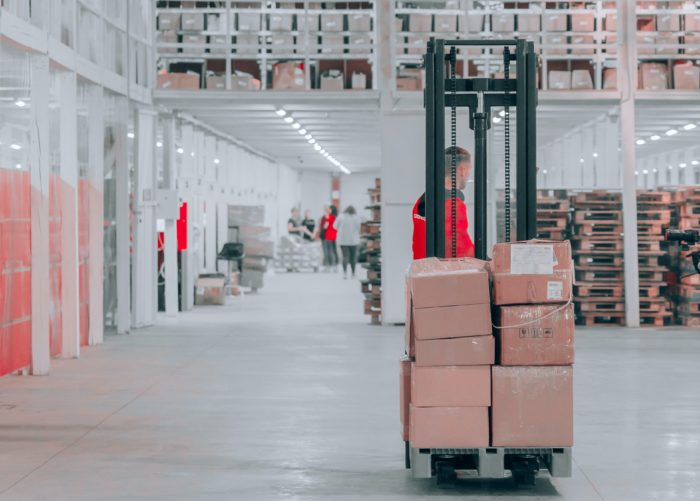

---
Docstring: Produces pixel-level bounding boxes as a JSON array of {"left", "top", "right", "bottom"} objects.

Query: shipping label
[{"left": 510, "top": 244, "right": 554, "bottom": 274}]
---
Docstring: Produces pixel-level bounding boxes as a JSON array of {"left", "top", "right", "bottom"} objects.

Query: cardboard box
[
  {"left": 269, "top": 13, "right": 293, "bottom": 31},
  {"left": 235, "top": 34, "right": 259, "bottom": 55},
  {"left": 491, "top": 240, "right": 574, "bottom": 305},
  {"left": 206, "top": 75, "right": 226, "bottom": 90},
  {"left": 410, "top": 405, "right": 489, "bottom": 448},
  {"left": 238, "top": 12, "right": 261, "bottom": 31},
  {"left": 570, "top": 34, "right": 594, "bottom": 55},
  {"left": 686, "top": 12, "right": 700, "bottom": 32},
  {"left": 400, "top": 358, "right": 411, "bottom": 441},
  {"left": 232, "top": 74, "right": 261, "bottom": 91},
  {"left": 459, "top": 14, "right": 484, "bottom": 32},
  {"left": 640, "top": 62, "right": 668, "bottom": 90},
  {"left": 543, "top": 34, "right": 567, "bottom": 55},
  {"left": 348, "top": 13, "right": 371, "bottom": 31},
  {"left": 272, "top": 62, "right": 306, "bottom": 90},
  {"left": 297, "top": 13, "right": 319, "bottom": 32},
  {"left": 409, "top": 14, "right": 431, "bottom": 32},
  {"left": 156, "top": 73, "right": 200, "bottom": 90},
  {"left": 181, "top": 12, "right": 204, "bottom": 31},
  {"left": 571, "top": 11, "right": 594, "bottom": 32},
  {"left": 206, "top": 13, "right": 225, "bottom": 32},
  {"left": 415, "top": 335, "right": 495, "bottom": 367},
  {"left": 157, "top": 30, "right": 178, "bottom": 54},
  {"left": 491, "top": 13, "right": 515, "bottom": 32},
  {"left": 320, "top": 71, "right": 344, "bottom": 91},
  {"left": 321, "top": 13, "right": 343, "bottom": 31},
  {"left": 209, "top": 35, "right": 230, "bottom": 55},
  {"left": 407, "top": 257, "right": 490, "bottom": 309},
  {"left": 411, "top": 364, "right": 491, "bottom": 407},
  {"left": 320, "top": 34, "right": 344, "bottom": 54},
  {"left": 395, "top": 16, "right": 404, "bottom": 32},
  {"left": 181, "top": 34, "right": 206, "bottom": 54},
  {"left": 195, "top": 277, "right": 225, "bottom": 305},
  {"left": 637, "top": 34, "right": 656, "bottom": 55},
  {"left": 491, "top": 366, "right": 573, "bottom": 447},
  {"left": 351, "top": 72, "right": 367, "bottom": 90},
  {"left": 604, "top": 12, "right": 616, "bottom": 31},
  {"left": 434, "top": 14, "right": 457, "bottom": 33},
  {"left": 549, "top": 70, "right": 572, "bottom": 90},
  {"left": 606, "top": 34, "right": 617, "bottom": 55},
  {"left": 348, "top": 34, "right": 371, "bottom": 54},
  {"left": 637, "top": 16, "right": 656, "bottom": 32},
  {"left": 397, "top": 76, "right": 420, "bottom": 91},
  {"left": 603, "top": 67, "right": 617, "bottom": 89},
  {"left": 572, "top": 69, "right": 593, "bottom": 89},
  {"left": 542, "top": 13, "right": 567, "bottom": 32},
  {"left": 657, "top": 34, "right": 679, "bottom": 55},
  {"left": 685, "top": 34, "right": 700, "bottom": 55},
  {"left": 270, "top": 34, "right": 295, "bottom": 54},
  {"left": 674, "top": 63, "right": 700, "bottom": 90},
  {"left": 657, "top": 13, "right": 680, "bottom": 31},
  {"left": 411, "top": 303, "right": 492, "bottom": 341},
  {"left": 497, "top": 304, "right": 575, "bottom": 366},
  {"left": 158, "top": 12, "right": 180, "bottom": 30},
  {"left": 406, "top": 34, "right": 429, "bottom": 55},
  {"left": 518, "top": 13, "right": 540, "bottom": 32}
]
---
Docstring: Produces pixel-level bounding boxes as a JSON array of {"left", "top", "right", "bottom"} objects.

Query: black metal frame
[{"left": 424, "top": 38, "right": 538, "bottom": 259}]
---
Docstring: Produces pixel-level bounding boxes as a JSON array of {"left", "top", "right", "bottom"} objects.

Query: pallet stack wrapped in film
[{"left": 401, "top": 240, "right": 574, "bottom": 450}]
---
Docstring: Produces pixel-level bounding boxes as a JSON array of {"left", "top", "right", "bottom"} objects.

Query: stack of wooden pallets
[
  {"left": 361, "top": 178, "right": 382, "bottom": 325},
  {"left": 676, "top": 187, "right": 700, "bottom": 327},
  {"left": 536, "top": 189, "right": 570, "bottom": 240},
  {"left": 570, "top": 191, "right": 625, "bottom": 326},
  {"left": 636, "top": 191, "right": 674, "bottom": 326}
]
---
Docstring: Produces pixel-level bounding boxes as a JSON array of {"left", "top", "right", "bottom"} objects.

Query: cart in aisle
[{"left": 275, "top": 235, "right": 321, "bottom": 272}]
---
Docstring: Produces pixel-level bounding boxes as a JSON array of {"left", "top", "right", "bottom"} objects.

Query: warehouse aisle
[{"left": 1, "top": 273, "right": 699, "bottom": 500}]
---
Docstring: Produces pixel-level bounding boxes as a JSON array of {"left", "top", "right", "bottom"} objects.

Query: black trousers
[
  {"left": 340, "top": 245, "right": 358, "bottom": 274},
  {"left": 323, "top": 239, "right": 338, "bottom": 267}
]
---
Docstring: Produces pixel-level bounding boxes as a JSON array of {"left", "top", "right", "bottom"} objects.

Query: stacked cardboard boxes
[
  {"left": 491, "top": 240, "right": 575, "bottom": 447},
  {"left": 402, "top": 258, "right": 493, "bottom": 448},
  {"left": 677, "top": 187, "right": 700, "bottom": 327}
]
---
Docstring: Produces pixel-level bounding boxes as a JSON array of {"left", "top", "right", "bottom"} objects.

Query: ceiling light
[
  {"left": 668, "top": 165, "right": 673, "bottom": 170},
  {"left": 680, "top": 163, "right": 687, "bottom": 169},
  {"left": 292, "top": 123, "right": 301, "bottom": 129},
  {"left": 214, "top": 158, "right": 220, "bottom": 164},
  {"left": 339, "top": 165, "right": 351, "bottom": 175},
  {"left": 499, "top": 110, "right": 506, "bottom": 117},
  {"left": 665, "top": 129, "right": 678, "bottom": 136},
  {"left": 593, "top": 152, "right": 598, "bottom": 158},
  {"left": 635, "top": 171, "right": 639, "bottom": 175},
  {"left": 323, "top": 152, "right": 329, "bottom": 157},
  {"left": 308, "top": 138, "right": 316, "bottom": 144},
  {"left": 9, "top": 144, "right": 21, "bottom": 150},
  {"left": 493, "top": 116, "right": 502, "bottom": 124},
  {"left": 284, "top": 117, "right": 294, "bottom": 124},
  {"left": 636, "top": 139, "right": 646, "bottom": 145},
  {"left": 298, "top": 128, "right": 307, "bottom": 135},
  {"left": 127, "top": 132, "right": 135, "bottom": 139},
  {"left": 692, "top": 160, "right": 699, "bottom": 165},
  {"left": 314, "top": 144, "right": 321, "bottom": 151},
  {"left": 642, "top": 169, "right": 649, "bottom": 175},
  {"left": 683, "top": 123, "right": 696, "bottom": 130},
  {"left": 305, "top": 134, "right": 312, "bottom": 140},
  {"left": 156, "top": 141, "right": 163, "bottom": 147},
  {"left": 650, "top": 135, "right": 660, "bottom": 141},
  {"left": 653, "top": 168, "right": 658, "bottom": 173},
  {"left": 191, "top": 152, "right": 196, "bottom": 157},
  {"left": 320, "top": 149, "right": 326, "bottom": 154},
  {"left": 579, "top": 158, "right": 584, "bottom": 163},
  {"left": 177, "top": 147, "right": 184, "bottom": 154},
  {"left": 15, "top": 163, "right": 21, "bottom": 169},
  {"left": 275, "top": 109, "right": 287, "bottom": 116},
  {"left": 14, "top": 100, "right": 26, "bottom": 107},
  {"left": 542, "top": 169, "right": 548, "bottom": 174}
]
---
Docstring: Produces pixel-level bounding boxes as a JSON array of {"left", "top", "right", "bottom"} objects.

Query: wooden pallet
[
  {"left": 572, "top": 237, "right": 624, "bottom": 253},
  {"left": 577, "top": 299, "right": 626, "bottom": 313},
  {"left": 574, "top": 210, "right": 622, "bottom": 223},
  {"left": 637, "top": 210, "right": 672, "bottom": 222},
  {"left": 577, "top": 269, "right": 624, "bottom": 282},
  {"left": 577, "top": 312, "right": 625, "bottom": 326},
  {"left": 367, "top": 269, "right": 381, "bottom": 281},
  {"left": 574, "top": 283, "right": 624, "bottom": 297},
  {"left": 678, "top": 302, "right": 700, "bottom": 315},
  {"left": 679, "top": 284, "right": 700, "bottom": 300},
  {"left": 637, "top": 255, "right": 664, "bottom": 269},
  {"left": 639, "top": 285, "right": 662, "bottom": 298},
  {"left": 368, "top": 188, "right": 381, "bottom": 204},
  {"left": 639, "top": 299, "right": 670, "bottom": 313},
  {"left": 679, "top": 315, "right": 700, "bottom": 327},
  {"left": 538, "top": 218, "right": 568, "bottom": 230},
  {"left": 638, "top": 270, "right": 665, "bottom": 282},
  {"left": 574, "top": 254, "right": 624, "bottom": 267},
  {"left": 638, "top": 240, "right": 663, "bottom": 253},
  {"left": 537, "top": 199, "right": 570, "bottom": 212},
  {"left": 639, "top": 314, "right": 673, "bottom": 327},
  {"left": 637, "top": 191, "right": 673, "bottom": 204},
  {"left": 537, "top": 229, "right": 568, "bottom": 240},
  {"left": 572, "top": 191, "right": 622, "bottom": 205},
  {"left": 574, "top": 223, "right": 623, "bottom": 236}
]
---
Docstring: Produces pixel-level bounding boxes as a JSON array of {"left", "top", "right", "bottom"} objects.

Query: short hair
[
  {"left": 344, "top": 205, "right": 356, "bottom": 215},
  {"left": 445, "top": 146, "right": 471, "bottom": 171}
]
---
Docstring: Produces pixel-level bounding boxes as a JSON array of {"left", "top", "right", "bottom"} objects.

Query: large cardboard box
[
  {"left": 657, "top": 12, "right": 680, "bottom": 31},
  {"left": 348, "top": 12, "right": 371, "bottom": 31},
  {"left": 605, "top": 34, "right": 617, "bottom": 55},
  {"left": 518, "top": 13, "right": 540, "bottom": 32},
  {"left": 491, "top": 240, "right": 574, "bottom": 305},
  {"left": 640, "top": 62, "right": 668, "bottom": 90},
  {"left": 637, "top": 33, "right": 656, "bottom": 55},
  {"left": 491, "top": 366, "right": 573, "bottom": 446},
  {"left": 209, "top": 35, "right": 230, "bottom": 55},
  {"left": 491, "top": 13, "right": 515, "bottom": 32},
  {"left": 400, "top": 358, "right": 411, "bottom": 441},
  {"left": 207, "top": 75, "right": 226, "bottom": 90},
  {"left": 270, "top": 34, "right": 295, "bottom": 54},
  {"left": 434, "top": 14, "right": 457, "bottom": 33},
  {"left": 181, "top": 12, "right": 204, "bottom": 31},
  {"left": 412, "top": 364, "right": 491, "bottom": 407},
  {"left": 542, "top": 13, "right": 567, "bottom": 32},
  {"left": 415, "top": 335, "right": 495, "bottom": 367},
  {"left": 572, "top": 69, "right": 593, "bottom": 89},
  {"left": 409, "top": 14, "right": 431, "bottom": 32},
  {"left": 272, "top": 62, "right": 306, "bottom": 90},
  {"left": 351, "top": 72, "right": 367, "bottom": 90},
  {"left": 235, "top": 34, "right": 260, "bottom": 55},
  {"left": 411, "top": 303, "right": 492, "bottom": 341},
  {"left": 181, "top": 34, "right": 206, "bottom": 54},
  {"left": 571, "top": 34, "right": 594, "bottom": 55},
  {"left": 549, "top": 70, "right": 572, "bottom": 90},
  {"left": 604, "top": 12, "right": 616, "bottom": 31},
  {"left": 348, "top": 34, "right": 371, "bottom": 54},
  {"left": 657, "top": 34, "right": 679, "bottom": 55},
  {"left": 603, "top": 67, "right": 617, "bottom": 89},
  {"left": 407, "top": 257, "right": 490, "bottom": 309},
  {"left": 232, "top": 73, "right": 261, "bottom": 91},
  {"left": 321, "top": 13, "right": 343, "bottom": 31},
  {"left": 195, "top": 277, "right": 225, "bottom": 305},
  {"left": 158, "top": 12, "right": 181, "bottom": 30},
  {"left": 674, "top": 63, "right": 700, "bottom": 90},
  {"left": 157, "top": 30, "right": 178, "bottom": 54},
  {"left": 685, "top": 34, "right": 700, "bottom": 55},
  {"left": 543, "top": 34, "right": 567, "bottom": 55},
  {"left": 497, "top": 304, "right": 575, "bottom": 366},
  {"left": 297, "top": 13, "right": 319, "bottom": 31},
  {"left": 410, "top": 405, "right": 489, "bottom": 448},
  {"left": 686, "top": 12, "right": 700, "bottom": 32},
  {"left": 238, "top": 12, "right": 261, "bottom": 31},
  {"left": 320, "top": 71, "right": 344, "bottom": 90},
  {"left": 157, "top": 73, "right": 199, "bottom": 90},
  {"left": 571, "top": 11, "right": 594, "bottom": 32}
]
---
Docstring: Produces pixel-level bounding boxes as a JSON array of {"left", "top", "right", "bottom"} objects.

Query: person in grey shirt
[{"left": 335, "top": 205, "right": 362, "bottom": 279}]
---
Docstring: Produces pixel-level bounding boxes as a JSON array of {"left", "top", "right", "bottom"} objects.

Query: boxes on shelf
[
  {"left": 408, "top": 13, "right": 431, "bottom": 33},
  {"left": 605, "top": 34, "right": 617, "bottom": 55},
  {"left": 321, "top": 13, "right": 343, "bottom": 32},
  {"left": 351, "top": 71, "right": 367, "bottom": 90},
  {"left": 395, "top": 16, "right": 404, "bottom": 32},
  {"left": 270, "top": 34, "right": 295, "bottom": 55},
  {"left": 181, "top": 12, "right": 204, "bottom": 31},
  {"left": 542, "top": 13, "right": 567, "bottom": 32},
  {"left": 156, "top": 72, "right": 200, "bottom": 90},
  {"left": 572, "top": 69, "right": 593, "bottom": 90},
  {"left": 491, "top": 366, "right": 573, "bottom": 447},
  {"left": 195, "top": 276, "right": 225, "bottom": 306},
  {"left": 320, "top": 70, "right": 344, "bottom": 91},
  {"left": 181, "top": 34, "right": 206, "bottom": 55},
  {"left": 158, "top": 12, "right": 180, "bottom": 30},
  {"left": 269, "top": 13, "right": 293, "bottom": 31},
  {"left": 657, "top": 12, "right": 680, "bottom": 32},
  {"left": 674, "top": 63, "right": 700, "bottom": 90},
  {"left": 637, "top": 34, "right": 655, "bottom": 55},
  {"left": 686, "top": 12, "right": 700, "bottom": 32},
  {"left": 459, "top": 13, "right": 484, "bottom": 32},
  {"left": 640, "top": 62, "right": 668, "bottom": 91},
  {"left": 406, "top": 35, "right": 429, "bottom": 55},
  {"left": 604, "top": 12, "right": 616, "bottom": 31},
  {"left": 157, "top": 30, "right": 178, "bottom": 54},
  {"left": 685, "top": 35, "right": 700, "bottom": 55},
  {"left": 348, "top": 12, "right": 371, "bottom": 31},
  {"left": 320, "top": 34, "right": 344, "bottom": 54},
  {"left": 491, "top": 240, "right": 574, "bottom": 306},
  {"left": 491, "top": 13, "right": 515, "bottom": 33},
  {"left": 637, "top": 15, "right": 656, "bottom": 32},
  {"left": 571, "top": 11, "right": 594, "bottom": 32},
  {"left": 206, "top": 74, "right": 226, "bottom": 90},
  {"left": 209, "top": 35, "right": 230, "bottom": 55},
  {"left": 543, "top": 34, "right": 567, "bottom": 55},
  {"left": 434, "top": 14, "right": 457, "bottom": 33},
  {"left": 206, "top": 13, "right": 225, "bottom": 32},
  {"left": 518, "top": 13, "right": 541, "bottom": 33},
  {"left": 656, "top": 34, "right": 679, "bottom": 55},
  {"left": 272, "top": 62, "right": 306, "bottom": 90},
  {"left": 348, "top": 34, "right": 371, "bottom": 54},
  {"left": 235, "top": 34, "right": 259, "bottom": 55},
  {"left": 570, "top": 34, "right": 594, "bottom": 55},
  {"left": 603, "top": 67, "right": 617, "bottom": 89},
  {"left": 549, "top": 70, "right": 572, "bottom": 90},
  {"left": 238, "top": 12, "right": 261, "bottom": 31},
  {"left": 233, "top": 72, "right": 261, "bottom": 91},
  {"left": 297, "top": 13, "right": 319, "bottom": 32}
]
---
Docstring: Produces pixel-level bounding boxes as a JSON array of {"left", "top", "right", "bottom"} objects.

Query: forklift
[{"left": 409, "top": 38, "right": 572, "bottom": 487}]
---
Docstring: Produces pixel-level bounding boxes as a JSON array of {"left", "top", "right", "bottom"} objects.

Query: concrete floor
[{"left": 1, "top": 272, "right": 699, "bottom": 500}]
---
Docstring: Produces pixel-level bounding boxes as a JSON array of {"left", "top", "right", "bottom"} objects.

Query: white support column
[
  {"left": 115, "top": 101, "right": 131, "bottom": 334},
  {"left": 58, "top": 71, "right": 80, "bottom": 358},
  {"left": 180, "top": 123, "right": 195, "bottom": 311},
  {"left": 30, "top": 55, "right": 51, "bottom": 375},
  {"left": 204, "top": 135, "right": 217, "bottom": 272},
  {"left": 163, "top": 117, "right": 178, "bottom": 316},
  {"left": 376, "top": 0, "right": 394, "bottom": 109},
  {"left": 87, "top": 85, "right": 104, "bottom": 345},
  {"left": 619, "top": 0, "right": 640, "bottom": 327}
]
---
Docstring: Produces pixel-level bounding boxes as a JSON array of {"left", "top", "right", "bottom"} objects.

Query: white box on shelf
[
  {"left": 656, "top": 34, "right": 679, "bottom": 55},
  {"left": 351, "top": 72, "right": 367, "bottom": 89},
  {"left": 321, "top": 34, "right": 344, "bottom": 54},
  {"left": 409, "top": 14, "right": 431, "bottom": 33},
  {"left": 549, "top": 70, "right": 572, "bottom": 90},
  {"left": 321, "top": 13, "right": 344, "bottom": 32},
  {"left": 348, "top": 34, "right": 371, "bottom": 54},
  {"left": 434, "top": 14, "right": 457, "bottom": 33},
  {"left": 571, "top": 69, "right": 593, "bottom": 89},
  {"left": 206, "top": 13, "right": 225, "bottom": 32},
  {"left": 182, "top": 13, "right": 205, "bottom": 31},
  {"left": 181, "top": 34, "right": 206, "bottom": 54},
  {"left": 571, "top": 35, "right": 594, "bottom": 55},
  {"left": 543, "top": 34, "right": 568, "bottom": 55},
  {"left": 297, "top": 13, "right": 319, "bottom": 32},
  {"left": 158, "top": 12, "right": 181, "bottom": 30},
  {"left": 157, "top": 30, "right": 178, "bottom": 54},
  {"left": 269, "top": 13, "right": 293, "bottom": 31},
  {"left": 542, "top": 13, "right": 567, "bottom": 32},
  {"left": 348, "top": 13, "right": 371, "bottom": 31},
  {"left": 236, "top": 34, "right": 260, "bottom": 55},
  {"left": 209, "top": 35, "right": 230, "bottom": 55},
  {"left": 491, "top": 13, "right": 514, "bottom": 32},
  {"left": 238, "top": 12, "right": 261, "bottom": 32},
  {"left": 518, "top": 13, "right": 540, "bottom": 33},
  {"left": 406, "top": 34, "right": 430, "bottom": 55},
  {"left": 270, "top": 34, "right": 295, "bottom": 54}
]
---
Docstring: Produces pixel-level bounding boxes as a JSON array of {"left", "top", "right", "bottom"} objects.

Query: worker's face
[
  {"left": 323, "top": 206, "right": 330, "bottom": 215},
  {"left": 291, "top": 208, "right": 299, "bottom": 219},
  {"left": 458, "top": 162, "right": 471, "bottom": 190},
  {"left": 305, "top": 210, "right": 311, "bottom": 218}
]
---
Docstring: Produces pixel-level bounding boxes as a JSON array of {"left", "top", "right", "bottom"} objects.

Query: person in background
[
  {"left": 322, "top": 205, "right": 339, "bottom": 272},
  {"left": 318, "top": 206, "right": 330, "bottom": 268},
  {"left": 288, "top": 207, "right": 312, "bottom": 239},
  {"left": 301, "top": 209, "right": 316, "bottom": 242},
  {"left": 335, "top": 205, "right": 362, "bottom": 279}
]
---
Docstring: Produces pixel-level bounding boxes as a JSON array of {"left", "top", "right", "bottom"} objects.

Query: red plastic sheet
[{"left": 49, "top": 174, "right": 63, "bottom": 357}]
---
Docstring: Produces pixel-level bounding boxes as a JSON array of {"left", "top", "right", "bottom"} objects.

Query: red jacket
[
  {"left": 324, "top": 214, "right": 338, "bottom": 241},
  {"left": 412, "top": 192, "right": 475, "bottom": 259}
]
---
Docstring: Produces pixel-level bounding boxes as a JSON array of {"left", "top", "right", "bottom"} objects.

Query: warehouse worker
[
  {"left": 412, "top": 146, "right": 475, "bottom": 259},
  {"left": 288, "top": 208, "right": 312, "bottom": 239}
]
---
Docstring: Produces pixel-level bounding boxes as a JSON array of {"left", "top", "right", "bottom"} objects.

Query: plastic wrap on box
[
  {"left": 410, "top": 405, "right": 489, "bottom": 448},
  {"left": 411, "top": 364, "right": 491, "bottom": 407},
  {"left": 415, "top": 335, "right": 495, "bottom": 366},
  {"left": 407, "top": 257, "right": 490, "bottom": 308},
  {"left": 400, "top": 357, "right": 411, "bottom": 441},
  {"left": 195, "top": 277, "right": 225, "bottom": 305},
  {"left": 497, "top": 304, "right": 575, "bottom": 366},
  {"left": 491, "top": 366, "right": 573, "bottom": 447}
]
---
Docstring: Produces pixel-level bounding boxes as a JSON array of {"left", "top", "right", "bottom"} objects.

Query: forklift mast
[{"left": 424, "top": 38, "right": 539, "bottom": 260}]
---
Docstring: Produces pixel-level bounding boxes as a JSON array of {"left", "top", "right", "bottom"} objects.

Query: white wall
[
  {"left": 300, "top": 170, "right": 331, "bottom": 220},
  {"left": 340, "top": 170, "right": 380, "bottom": 220}
]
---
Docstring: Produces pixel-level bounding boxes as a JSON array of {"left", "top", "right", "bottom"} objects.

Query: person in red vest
[
  {"left": 322, "top": 205, "right": 339, "bottom": 271},
  {"left": 412, "top": 146, "right": 475, "bottom": 259}
]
